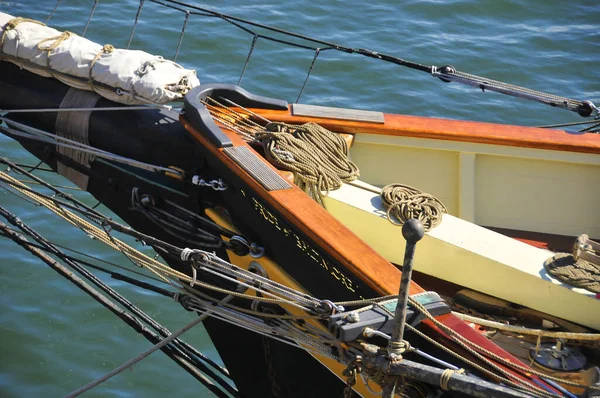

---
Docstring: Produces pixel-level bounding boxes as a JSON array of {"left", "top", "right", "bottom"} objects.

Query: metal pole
[
  {"left": 389, "top": 218, "right": 424, "bottom": 350},
  {"left": 383, "top": 219, "right": 424, "bottom": 398}
]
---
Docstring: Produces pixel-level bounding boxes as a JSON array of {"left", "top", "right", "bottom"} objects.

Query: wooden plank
[{"left": 251, "top": 107, "right": 600, "bottom": 155}]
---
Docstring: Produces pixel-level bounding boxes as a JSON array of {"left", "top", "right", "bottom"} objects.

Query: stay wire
[{"left": 0, "top": 210, "right": 235, "bottom": 396}]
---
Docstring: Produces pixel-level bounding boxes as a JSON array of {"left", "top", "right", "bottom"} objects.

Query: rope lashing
[
  {"left": 380, "top": 184, "right": 447, "bottom": 231},
  {"left": 439, "top": 368, "right": 465, "bottom": 391},
  {"left": 0, "top": 17, "right": 46, "bottom": 49},
  {"left": 37, "top": 31, "right": 72, "bottom": 51},
  {"left": 258, "top": 122, "right": 359, "bottom": 206},
  {"left": 89, "top": 44, "right": 115, "bottom": 91}
]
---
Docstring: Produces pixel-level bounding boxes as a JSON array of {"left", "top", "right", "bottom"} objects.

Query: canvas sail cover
[{"left": 0, "top": 12, "right": 199, "bottom": 105}]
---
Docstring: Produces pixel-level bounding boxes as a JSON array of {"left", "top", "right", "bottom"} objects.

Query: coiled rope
[
  {"left": 380, "top": 183, "right": 447, "bottom": 231},
  {"left": 543, "top": 253, "right": 600, "bottom": 294},
  {"left": 258, "top": 122, "right": 359, "bottom": 206}
]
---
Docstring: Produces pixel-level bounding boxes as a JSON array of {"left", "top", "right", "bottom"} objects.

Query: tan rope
[
  {"left": 407, "top": 297, "right": 600, "bottom": 393},
  {"left": 544, "top": 252, "right": 600, "bottom": 294},
  {"left": 0, "top": 172, "right": 326, "bottom": 315},
  {"left": 258, "top": 122, "right": 359, "bottom": 206},
  {"left": 37, "top": 31, "right": 72, "bottom": 51},
  {"left": 89, "top": 44, "right": 115, "bottom": 93},
  {"left": 453, "top": 312, "right": 600, "bottom": 341},
  {"left": 439, "top": 368, "right": 464, "bottom": 391},
  {"left": 380, "top": 183, "right": 447, "bottom": 231},
  {"left": 1, "top": 17, "right": 46, "bottom": 49}
]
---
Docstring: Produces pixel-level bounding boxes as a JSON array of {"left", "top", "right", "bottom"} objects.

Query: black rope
[
  {"left": 238, "top": 35, "right": 258, "bottom": 86},
  {"left": 45, "top": 0, "right": 62, "bottom": 24},
  {"left": 0, "top": 158, "right": 106, "bottom": 219},
  {"left": 535, "top": 120, "right": 600, "bottom": 129},
  {"left": 133, "top": 0, "right": 594, "bottom": 117},
  {"left": 174, "top": 10, "right": 190, "bottom": 62},
  {"left": 11, "top": 163, "right": 56, "bottom": 173},
  {"left": 81, "top": 0, "right": 99, "bottom": 37},
  {"left": 127, "top": 0, "right": 146, "bottom": 49},
  {"left": 0, "top": 206, "right": 237, "bottom": 397},
  {"left": 0, "top": 227, "right": 168, "bottom": 291}
]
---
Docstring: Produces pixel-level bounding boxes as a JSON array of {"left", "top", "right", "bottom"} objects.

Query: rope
[
  {"left": 453, "top": 312, "right": 600, "bottom": 341},
  {"left": 89, "top": 44, "right": 115, "bottom": 94},
  {"left": 0, "top": 17, "right": 46, "bottom": 49},
  {"left": 258, "top": 122, "right": 359, "bottom": 206},
  {"left": 439, "top": 368, "right": 464, "bottom": 391},
  {"left": 407, "top": 297, "right": 599, "bottom": 393},
  {"left": 0, "top": 118, "right": 183, "bottom": 178},
  {"left": 380, "top": 184, "right": 447, "bottom": 231},
  {"left": 431, "top": 67, "right": 595, "bottom": 117},
  {"left": 36, "top": 31, "right": 72, "bottom": 51},
  {"left": 543, "top": 253, "right": 600, "bottom": 294},
  {"left": 65, "top": 313, "right": 206, "bottom": 398}
]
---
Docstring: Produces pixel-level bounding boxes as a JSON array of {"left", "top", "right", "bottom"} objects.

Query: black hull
[{"left": 0, "top": 62, "right": 361, "bottom": 397}]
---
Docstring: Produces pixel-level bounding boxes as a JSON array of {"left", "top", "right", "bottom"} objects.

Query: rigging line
[
  {"left": 2, "top": 170, "right": 324, "bottom": 312},
  {"left": 206, "top": 260, "right": 324, "bottom": 306},
  {"left": 174, "top": 10, "right": 190, "bottom": 62},
  {"left": 407, "top": 297, "right": 587, "bottom": 394},
  {"left": 0, "top": 174, "right": 105, "bottom": 221},
  {"left": 162, "top": 198, "right": 239, "bottom": 238},
  {"left": 220, "top": 98, "right": 273, "bottom": 124},
  {"left": 157, "top": 1, "right": 594, "bottom": 116},
  {"left": 1, "top": 174, "right": 190, "bottom": 288},
  {"left": 238, "top": 35, "right": 258, "bottom": 85},
  {"left": 535, "top": 120, "right": 600, "bottom": 129},
  {"left": 128, "top": 0, "right": 145, "bottom": 49},
  {"left": 45, "top": 0, "right": 62, "bottom": 24},
  {"left": 196, "top": 264, "right": 315, "bottom": 312},
  {"left": 0, "top": 160, "right": 104, "bottom": 218},
  {"left": 0, "top": 205, "right": 236, "bottom": 394},
  {"left": 0, "top": 122, "right": 182, "bottom": 177},
  {"left": 9, "top": 163, "right": 55, "bottom": 173},
  {"left": 26, "top": 160, "right": 44, "bottom": 173},
  {"left": 64, "top": 316, "right": 217, "bottom": 398},
  {"left": 0, "top": 183, "right": 43, "bottom": 207},
  {"left": 65, "top": 294, "right": 236, "bottom": 398},
  {"left": 14, "top": 179, "right": 81, "bottom": 190},
  {"left": 374, "top": 301, "right": 558, "bottom": 397},
  {"left": 296, "top": 48, "right": 321, "bottom": 104},
  {"left": 81, "top": 0, "right": 99, "bottom": 37},
  {"left": 0, "top": 226, "right": 166, "bottom": 284},
  {"left": 205, "top": 254, "right": 325, "bottom": 304},
  {"left": 184, "top": 301, "right": 338, "bottom": 359},
  {"left": 0, "top": 105, "right": 174, "bottom": 113},
  {"left": 181, "top": 287, "right": 323, "bottom": 320},
  {"left": 205, "top": 96, "right": 267, "bottom": 129},
  {"left": 0, "top": 214, "right": 231, "bottom": 396}
]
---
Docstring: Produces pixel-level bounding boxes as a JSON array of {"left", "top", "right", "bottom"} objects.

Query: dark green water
[{"left": 0, "top": 0, "right": 598, "bottom": 396}]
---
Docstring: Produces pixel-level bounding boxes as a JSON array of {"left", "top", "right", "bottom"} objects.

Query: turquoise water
[{"left": 0, "top": 0, "right": 598, "bottom": 396}]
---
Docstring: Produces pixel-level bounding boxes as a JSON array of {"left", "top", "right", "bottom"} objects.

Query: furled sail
[{"left": 0, "top": 12, "right": 199, "bottom": 105}]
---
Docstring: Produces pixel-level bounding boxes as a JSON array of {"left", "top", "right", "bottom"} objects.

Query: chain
[
  {"left": 191, "top": 175, "right": 228, "bottom": 191},
  {"left": 263, "top": 336, "right": 281, "bottom": 398}
]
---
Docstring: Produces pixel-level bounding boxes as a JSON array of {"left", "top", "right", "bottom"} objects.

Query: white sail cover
[{"left": 0, "top": 12, "right": 199, "bottom": 105}]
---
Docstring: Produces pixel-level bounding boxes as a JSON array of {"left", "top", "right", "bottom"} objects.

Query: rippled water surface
[{"left": 0, "top": 0, "right": 598, "bottom": 396}]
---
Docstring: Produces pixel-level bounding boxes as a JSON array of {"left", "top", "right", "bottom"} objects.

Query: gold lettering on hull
[{"left": 247, "top": 193, "right": 361, "bottom": 295}]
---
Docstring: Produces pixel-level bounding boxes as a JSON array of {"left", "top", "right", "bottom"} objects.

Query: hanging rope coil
[
  {"left": 380, "top": 183, "right": 447, "bottom": 231},
  {"left": 258, "top": 122, "right": 359, "bottom": 206}
]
